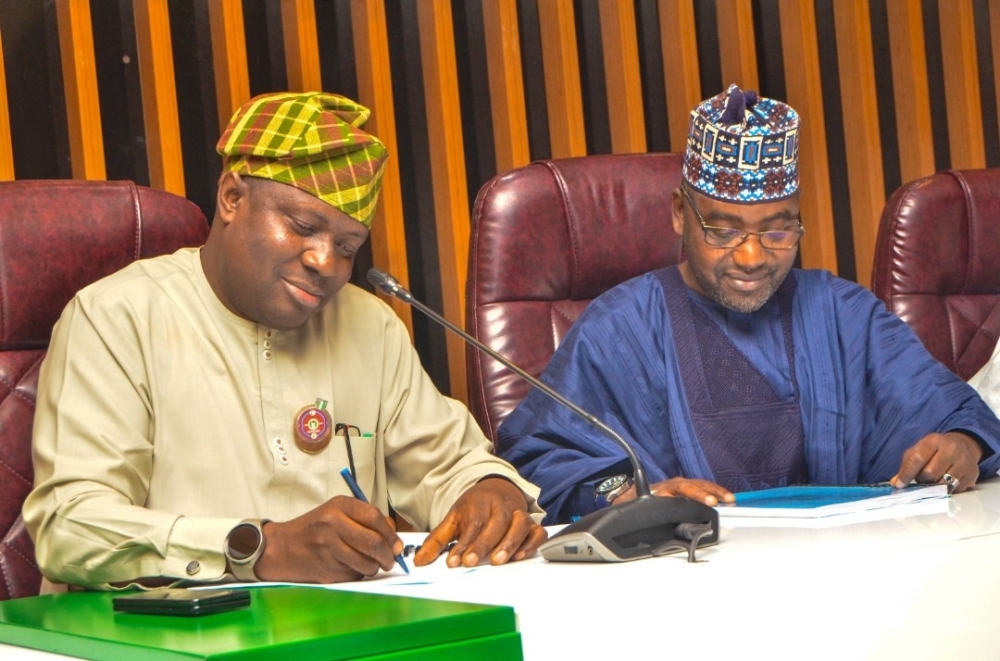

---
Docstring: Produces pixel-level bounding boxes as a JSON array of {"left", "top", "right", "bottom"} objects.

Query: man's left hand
[
  {"left": 890, "top": 431, "right": 983, "bottom": 493},
  {"left": 414, "top": 477, "right": 547, "bottom": 568}
]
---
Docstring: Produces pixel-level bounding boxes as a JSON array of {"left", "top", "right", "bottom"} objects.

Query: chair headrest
[
  {"left": 0, "top": 180, "right": 209, "bottom": 350},
  {"left": 873, "top": 169, "right": 1000, "bottom": 379},
  {"left": 874, "top": 169, "right": 1000, "bottom": 296},
  {"left": 471, "top": 153, "right": 685, "bottom": 306}
]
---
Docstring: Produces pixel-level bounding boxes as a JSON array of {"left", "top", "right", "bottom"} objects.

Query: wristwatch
[
  {"left": 594, "top": 474, "right": 632, "bottom": 508},
  {"left": 224, "top": 519, "right": 271, "bottom": 582}
]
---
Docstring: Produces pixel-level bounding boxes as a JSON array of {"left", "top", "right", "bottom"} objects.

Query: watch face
[
  {"left": 596, "top": 474, "right": 628, "bottom": 494},
  {"left": 227, "top": 523, "right": 262, "bottom": 560}
]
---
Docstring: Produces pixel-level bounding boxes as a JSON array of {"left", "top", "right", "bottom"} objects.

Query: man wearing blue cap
[{"left": 497, "top": 85, "right": 1000, "bottom": 524}]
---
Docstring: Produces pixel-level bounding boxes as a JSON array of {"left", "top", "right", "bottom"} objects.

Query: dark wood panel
[
  {"left": 351, "top": 0, "right": 414, "bottom": 333},
  {"left": 417, "top": 0, "right": 470, "bottom": 403},
  {"left": 778, "top": 0, "right": 838, "bottom": 274},
  {"left": 939, "top": 0, "right": 986, "bottom": 169},
  {"left": 659, "top": 0, "right": 703, "bottom": 151},
  {"left": 0, "top": 28, "right": 16, "bottom": 180},
  {"left": 56, "top": 0, "right": 105, "bottom": 179},
  {"left": 134, "top": 0, "right": 185, "bottom": 195},
  {"left": 483, "top": 0, "right": 531, "bottom": 173},
  {"left": 537, "top": 0, "right": 586, "bottom": 157},
  {"left": 833, "top": 0, "right": 887, "bottom": 288}
]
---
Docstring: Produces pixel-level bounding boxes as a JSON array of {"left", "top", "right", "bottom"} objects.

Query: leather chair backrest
[
  {"left": 0, "top": 180, "right": 209, "bottom": 600},
  {"left": 872, "top": 169, "right": 1000, "bottom": 380},
  {"left": 467, "top": 153, "right": 685, "bottom": 442}
]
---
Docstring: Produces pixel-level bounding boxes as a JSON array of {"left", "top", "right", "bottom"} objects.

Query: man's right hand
[
  {"left": 612, "top": 477, "right": 735, "bottom": 507},
  {"left": 252, "top": 496, "right": 403, "bottom": 583}
]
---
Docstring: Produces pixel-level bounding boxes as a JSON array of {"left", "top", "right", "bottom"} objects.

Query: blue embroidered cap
[{"left": 683, "top": 84, "right": 800, "bottom": 203}]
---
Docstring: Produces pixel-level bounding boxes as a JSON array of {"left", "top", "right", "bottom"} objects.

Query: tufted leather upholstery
[
  {"left": 0, "top": 180, "right": 209, "bottom": 600},
  {"left": 872, "top": 169, "right": 1000, "bottom": 380},
  {"left": 466, "top": 153, "right": 685, "bottom": 443}
]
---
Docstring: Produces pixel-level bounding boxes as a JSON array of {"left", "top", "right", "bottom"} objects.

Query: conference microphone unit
[{"left": 367, "top": 268, "right": 719, "bottom": 563}]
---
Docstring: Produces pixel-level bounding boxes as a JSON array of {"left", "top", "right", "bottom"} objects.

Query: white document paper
[{"left": 196, "top": 532, "right": 477, "bottom": 591}]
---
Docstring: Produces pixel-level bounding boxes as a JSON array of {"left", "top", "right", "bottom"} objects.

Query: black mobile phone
[{"left": 112, "top": 588, "right": 251, "bottom": 616}]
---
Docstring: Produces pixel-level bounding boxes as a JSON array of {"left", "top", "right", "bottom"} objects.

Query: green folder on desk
[{"left": 0, "top": 586, "right": 522, "bottom": 660}]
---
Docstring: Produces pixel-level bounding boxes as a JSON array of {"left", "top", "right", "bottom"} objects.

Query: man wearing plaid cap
[
  {"left": 498, "top": 85, "right": 1000, "bottom": 525},
  {"left": 26, "top": 92, "right": 545, "bottom": 591}
]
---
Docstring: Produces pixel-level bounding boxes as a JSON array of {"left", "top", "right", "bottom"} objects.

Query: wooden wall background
[{"left": 1, "top": 0, "right": 999, "bottom": 400}]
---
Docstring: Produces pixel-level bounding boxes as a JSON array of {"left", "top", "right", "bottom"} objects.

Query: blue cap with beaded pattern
[{"left": 682, "top": 84, "right": 799, "bottom": 203}]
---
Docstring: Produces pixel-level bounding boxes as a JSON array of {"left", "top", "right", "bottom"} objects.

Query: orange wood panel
[
  {"left": 658, "top": 0, "right": 702, "bottom": 151},
  {"left": 133, "top": 0, "right": 185, "bottom": 195},
  {"left": 416, "top": 0, "right": 470, "bottom": 403},
  {"left": 537, "top": 0, "right": 586, "bottom": 158},
  {"left": 992, "top": 0, "right": 1000, "bottom": 150},
  {"left": 350, "top": 0, "right": 413, "bottom": 334},
  {"left": 598, "top": 0, "right": 646, "bottom": 153},
  {"left": 938, "top": 0, "right": 985, "bottom": 169},
  {"left": 0, "top": 28, "right": 13, "bottom": 180},
  {"left": 777, "top": 0, "right": 838, "bottom": 274},
  {"left": 55, "top": 0, "right": 106, "bottom": 180},
  {"left": 208, "top": 0, "right": 251, "bottom": 132},
  {"left": 281, "top": 0, "right": 322, "bottom": 92},
  {"left": 833, "top": 0, "right": 886, "bottom": 287},
  {"left": 885, "top": 0, "right": 935, "bottom": 185},
  {"left": 483, "top": 0, "right": 531, "bottom": 173},
  {"left": 715, "top": 0, "right": 758, "bottom": 91}
]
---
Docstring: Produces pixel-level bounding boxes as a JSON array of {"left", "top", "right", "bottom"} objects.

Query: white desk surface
[{"left": 6, "top": 479, "right": 1000, "bottom": 660}]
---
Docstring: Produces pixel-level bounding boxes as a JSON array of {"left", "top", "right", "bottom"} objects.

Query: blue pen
[{"left": 339, "top": 467, "right": 409, "bottom": 574}]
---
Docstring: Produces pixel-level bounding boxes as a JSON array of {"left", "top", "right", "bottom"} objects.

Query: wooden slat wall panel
[
  {"left": 992, "top": 0, "right": 1000, "bottom": 150},
  {"left": 658, "top": 0, "right": 702, "bottom": 151},
  {"left": 4, "top": 0, "right": 1000, "bottom": 397},
  {"left": 715, "top": 0, "right": 758, "bottom": 91},
  {"left": 885, "top": 0, "right": 936, "bottom": 185},
  {"left": 55, "top": 0, "right": 105, "bottom": 180},
  {"left": 350, "top": 0, "right": 413, "bottom": 333},
  {"left": 417, "top": 0, "right": 470, "bottom": 403},
  {"left": 537, "top": 0, "right": 586, "bottom": 158},
  {"left": 777, "top": 0, "right": 838, "bottom": 274},
  {"left": 281, "top": 0, "right": 322, "bottom": 92},
  {"left": 939, "top": 0, "right": 986, "bottom": 170},
  {"left": 833, "top": 0, "right": 886, "bottom": 288},
  {"left": 598, "top": 0, "right": 646, "bottom": 154},
  {"left": 0, "top": 28, "right": 12, "bottom": 181},
  {"left": 208, "top": 0, "right": 251, "bottom": 131},
  {"left": 133, "top": 0, "right": 185, "bottom": 196},
  {"left": 483, "top": 0, "right": 531, "bottom": 174}
]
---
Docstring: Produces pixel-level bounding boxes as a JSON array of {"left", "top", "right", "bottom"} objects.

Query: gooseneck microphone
[
  {"left": 367, "top": 268, "right": 718, "bottom": 563},
  {"left": 367, "top": 268, "right": 652, "bottom": 497}
]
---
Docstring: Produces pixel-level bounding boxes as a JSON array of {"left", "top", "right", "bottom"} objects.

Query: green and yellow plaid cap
[{"left": 217, "top": 91, "right": 388, "bottom": 227}]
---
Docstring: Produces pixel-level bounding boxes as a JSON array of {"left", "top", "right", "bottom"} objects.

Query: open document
[
  {"left": 716, "top": 483, "right": 949, "bottom": 519},
  {"left": 194, "top": 532, "right": 476, "bottom": 592}
]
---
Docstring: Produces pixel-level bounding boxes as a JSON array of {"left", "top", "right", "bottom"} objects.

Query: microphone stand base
[{"left": 539, "top": 496, "right": 720, "bottom": 563}]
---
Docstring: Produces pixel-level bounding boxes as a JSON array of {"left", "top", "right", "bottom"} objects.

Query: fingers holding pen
[{"left": 256, "top": 496, "right": 402, "bottom": 583}]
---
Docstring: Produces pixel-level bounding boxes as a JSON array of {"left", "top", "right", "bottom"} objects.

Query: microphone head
[
  {"left": 366, "top": 268, "right": 412, "bottom": 302},
  {"left": 366, "top": 268, "right": 391, "bottom": 290}
]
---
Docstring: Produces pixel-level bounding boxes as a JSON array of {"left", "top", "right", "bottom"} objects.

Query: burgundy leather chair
[
  {"left": 466, "top": 153, "right": 685, "bottom": 443},
  {"left": 872, "top": 169, "right": 1000, "bottom": 380},
  {"left": 0, "top": 180, "right": 209, "bottom": 600}
]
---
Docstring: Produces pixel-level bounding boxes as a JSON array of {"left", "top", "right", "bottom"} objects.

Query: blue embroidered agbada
[{"left": 497, "top": 266, "right": 1000, "bottom": 525}]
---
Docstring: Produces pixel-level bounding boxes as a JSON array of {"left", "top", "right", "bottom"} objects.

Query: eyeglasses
[
  {"left": 680, "top": 185, "right": 804, "bottom": 250},
  {"left": 335, "top": 423, "right": 360, "bottom": 480}
]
